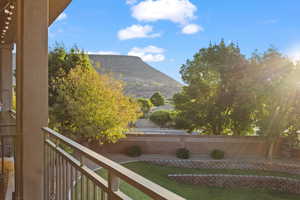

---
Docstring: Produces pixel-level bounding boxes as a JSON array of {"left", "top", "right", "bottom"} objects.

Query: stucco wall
[{"left": 96, "top": 134, "right": 284, "bottom": 158}]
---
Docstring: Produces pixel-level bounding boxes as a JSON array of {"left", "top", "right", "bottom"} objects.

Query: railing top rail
[{"left": 43, "top": 127, "right": 186, "bottom": 200}]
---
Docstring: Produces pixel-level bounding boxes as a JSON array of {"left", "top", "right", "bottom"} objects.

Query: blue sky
[{"left": 49, "top": 0, "right": 300, "bottom": 82}]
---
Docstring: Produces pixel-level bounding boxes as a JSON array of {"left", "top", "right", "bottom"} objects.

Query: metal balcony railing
[
  {"left": 0, "top": 110, "right": 16, "bottom": 200},
  {"left": 43, "top": 127, "right": 185, "bottom": 200}
]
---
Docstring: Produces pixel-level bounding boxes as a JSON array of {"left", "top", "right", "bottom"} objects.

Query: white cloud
[
  {"left": 126, "top": 0, "right": 138, "bottom": 5},
  {"left": 118, "top": 24, "right": 160, "bottom": 40},
  {"left": 87, "top": 51, "right": 120, "bottom": 55},
  {"left": 132, "top": 0, "right": 197, "bottom": 25},
  {"left": 56, "top": 12, "right": 67, "bottom": 21},
  {"left": 128, "top": 45, "right": 165, "bottom": 62},
  {"left": 182, "top": 24, "right": 203, "bottom": 34}
]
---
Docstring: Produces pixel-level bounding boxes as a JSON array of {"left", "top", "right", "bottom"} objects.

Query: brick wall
[
  {"left": 168, "top": 174, "right": 300, "bottom": 194},
  {"left": 96, "top": 134, "right": 283, "bottom": 159}
]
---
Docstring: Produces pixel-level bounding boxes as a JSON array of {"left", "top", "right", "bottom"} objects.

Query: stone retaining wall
[
  {"left": 168, "top": 174, "right": 300, "bottom": 194},
  {"left": 146, "top": 159, "right": 300, "bottom": 175}
]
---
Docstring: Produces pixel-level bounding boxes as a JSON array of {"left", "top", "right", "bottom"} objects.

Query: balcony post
[
  {"left": 0, "top": 44, "right": 13, "bottom": 111},
  {"left": 15, "top": 0, "right": 49, "bottom": 199}
]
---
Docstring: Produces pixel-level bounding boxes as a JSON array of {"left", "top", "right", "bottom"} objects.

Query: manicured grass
[{"left": 107, "top": 161, "right": 300, "bottom": 200}]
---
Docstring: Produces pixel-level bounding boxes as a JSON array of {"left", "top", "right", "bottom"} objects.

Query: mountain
[{"left": 88, "top": 55, "right": 182, "bottom": 98}]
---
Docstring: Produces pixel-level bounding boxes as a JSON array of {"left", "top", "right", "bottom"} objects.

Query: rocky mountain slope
[{"left": 89, "top": 55, "right": 182, "bottom": 98}]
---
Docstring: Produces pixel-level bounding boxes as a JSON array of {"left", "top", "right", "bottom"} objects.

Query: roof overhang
[{"left": 0, "top": 0, "right": 72, "bottom": 44}]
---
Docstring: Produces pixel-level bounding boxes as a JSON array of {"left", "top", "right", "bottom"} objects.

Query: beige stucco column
[
  {"left": 0, "top": 44, "right": 13, "bottom": 111},
  {"left": 16, "top": 0, "right": 49, "bottom": 199}
]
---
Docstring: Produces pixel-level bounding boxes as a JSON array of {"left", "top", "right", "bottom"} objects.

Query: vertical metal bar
[
  {"left": 108, "top": 172, "right": 120, "bottom": 200},
  {"left": 51, "top": 144, "right": 54, "bottom": 199},
  {"left": 100, "top": 189, "right": 105, "bottom": 200},
  {"left": 44, "top": 138, "right": 47, "bottom": 200},
  {"left": 59, "top": 154, "right": 62, "bottom": 200},
  {"left": 93, "top": 183, "right": 96, "bottom": 200},
  {"left": 66, "top": 161, "right": 69, "bottom": 200},
  {"left": 1, "top": 137, "right": 4, "bottom": 176},
  {"left": 12, "top": 135, "right": 17, "bottom": 200},
  {"left": 81, "top": 174, "right": 84, "bottom": 200},
  {"left": 75, "top": 169, "right": 78, "bottom": 200},
  {"left": 63, "top": 157, "right": 65, "bottom": 200},
  {"left": 71, "top": 165, "right": 74, "bottom": 200},
  {"left": 55, "top": 150, "right": 59, "bottom": 200},
  {"left": 87, "top": 179, "right": 90, "bottom": 200}
]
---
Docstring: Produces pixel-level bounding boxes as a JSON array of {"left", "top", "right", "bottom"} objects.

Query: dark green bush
[
  {"left": 126, "top": 145, "right": 142, "bottom": 157},
  {"left": 176, "top": 148, "right": 190, "bottom": 159},
  {"left": 149, "top": 110, "right": 172, "bottom": 127},
  {"left": 210, "top": 149, "right": 225, "bottom": 159},
  {"left": 150, "top": 92, "right": 165, "bottom": 106}
]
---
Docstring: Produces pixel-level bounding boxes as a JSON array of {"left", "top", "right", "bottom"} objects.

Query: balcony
[
  {"left": 0, "top": 112, "right": 185, "bottom": 200},
  {"left": 43, "top": 127, "right": 185, "bottom": 200}
]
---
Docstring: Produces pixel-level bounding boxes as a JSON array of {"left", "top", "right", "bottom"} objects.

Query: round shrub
[
  {"left": 126, "top": 145, "right": 142, "bottom": 157},
  {"left": 150, "top": 92, "right": 165, "bottom": 106},
  {"left": 149, "top": 110, "right": 172, "bottom": 127},
  {"left": 210, "top": 149, "right": 225, "bottom": 160},
  {"left": 176, "top": 148, "right": 190, "bottom": 159}
]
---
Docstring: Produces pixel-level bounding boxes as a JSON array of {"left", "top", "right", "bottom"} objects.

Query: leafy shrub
[
  {"left": 137, "top": 98, "right": 153, "bottom": 118},
  {"left": 149, "top": 110, "right": 172, "bottom": 127},
  {"left": 126, "top": 145, "right": 142, "bottom": 157},
  {"left": 176, "top": 148, "right": 190, "bottom": 159},
  {"left": 150, "top": 92, "right": 165, "bottom": 106},
  {"left": 210, "top": 149, "right": 225, "bottom": 159},
  {"left": 171, "top": 112, "right": 191, "bottom": 130}
]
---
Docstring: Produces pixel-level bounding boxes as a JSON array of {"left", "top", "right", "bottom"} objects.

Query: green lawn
[{"left": 101, "top": 161, "right": 300, "bottom": 200}]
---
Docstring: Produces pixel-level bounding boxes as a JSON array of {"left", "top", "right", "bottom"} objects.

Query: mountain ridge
[{"left": 89, "top": 54, "right": 182, "bottom": 98}]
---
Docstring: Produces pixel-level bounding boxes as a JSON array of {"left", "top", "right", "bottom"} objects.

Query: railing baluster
[
  {"left": 1, "top": 137, "right": 4, "bottom": 176},
  {"left": 75, "top": 169, "right": 78, "bottom": 200},
  {"left": 71, "top": 165, "right": 74, "bottom": 200},
  {"left": 66, "top": 161, "right": 69, "bottom": 200},
  {"left": 44, "top": 137, "right": 48, "bottom": 200},
  {"left": 55, "top": 149, "right": 59, "bottom": 200},
  {"left": 93, "top": 183, "right": 97, "bottom": 200},
  {"left": 108, "top": 172, "right": 120, "bottom": 200},
  {"left": 86, "top": 179, "right": 90, "bottom": 200},
  {"left": 81, "top": 174, "right": 84, "bottom": 200},
  {"left": 51, "top": 145, "right": 54, "bottom": 199}
]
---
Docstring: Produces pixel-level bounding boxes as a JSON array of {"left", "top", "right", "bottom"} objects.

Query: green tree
[
  {"left": 50, "top": 65, "right": 141, "bottom": 143},
  {"left": 49, "top": 44, "right": 91, "bottom": 106},
  {"left": 137, "top": 98, "right": 153, "bottom": 118},
  {"left": 249, "top": 48, "right": 300, "bottom": 159},
  {"left": 150, "top": 92, "right": 165, "bottom": 106},
  {"left": 175, "top": 40, "right": 254, "bottom": 135},
  {"left": 49, "top": 46, "right": 141, "bottom": 143}
]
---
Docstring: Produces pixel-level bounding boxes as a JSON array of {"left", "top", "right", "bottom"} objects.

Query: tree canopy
[
  {"left": 174, "top": 40, "right": 300, "bottom": 141},
  {"left": 49, "top": 45, "right": 141, "bottom": 143},
  {"left": 150, "top": 92, "right": 165, "bottom": 106}
]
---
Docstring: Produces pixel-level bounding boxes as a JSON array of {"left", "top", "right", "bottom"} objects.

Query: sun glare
[{"left": 289, "top": 51, "right": 300, "bottom": 64}]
